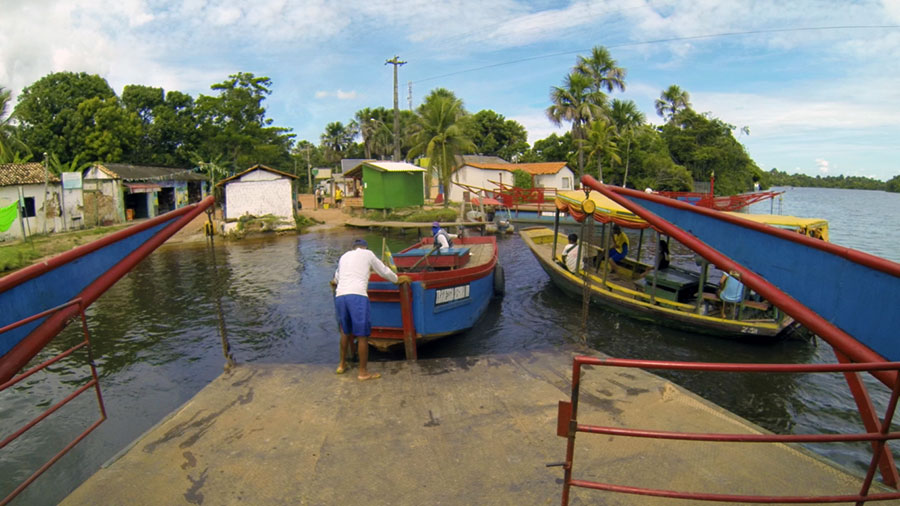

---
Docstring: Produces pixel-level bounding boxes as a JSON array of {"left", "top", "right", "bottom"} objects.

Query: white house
[
  {"left": 218, "top": 165, "right": 297, "bottom": 233},
  {"left": 0, "top": 163, "right": 77, "bottom": 242},
  {"left": 447, "top": 160, "right": 575, "bottom": 202}
]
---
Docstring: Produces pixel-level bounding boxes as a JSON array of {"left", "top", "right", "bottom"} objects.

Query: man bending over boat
[{"left": 333, "top": 238, "right": 410, "bottom": 381}]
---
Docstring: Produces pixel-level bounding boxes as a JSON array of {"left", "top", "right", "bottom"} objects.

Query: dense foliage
[{"left": 5, "top": 54, "right": 897, "bottom": 198}]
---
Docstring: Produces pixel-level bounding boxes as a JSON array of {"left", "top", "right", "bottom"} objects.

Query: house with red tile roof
[{"left": 447, "top": 159, "right": 575, "bottom": 203}]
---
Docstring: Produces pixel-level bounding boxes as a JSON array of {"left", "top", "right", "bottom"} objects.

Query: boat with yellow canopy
[{"left": 519, "top": 190, "right": 826, "bottom": 339}]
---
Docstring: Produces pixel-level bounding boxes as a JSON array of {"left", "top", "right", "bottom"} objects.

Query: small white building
[
  {"left": 447, "top": 160, "right": 575, "bottom": 202},
  {"left": 218, "top": 165, "right": 297, "bottom": 234},
  {"left": 0, "top": 163, "right": 81, "bottom": 242}
]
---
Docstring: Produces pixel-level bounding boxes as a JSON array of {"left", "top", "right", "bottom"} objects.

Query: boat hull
[
  {"left": 521, "top": 227, "right": 791, "bottom": 340},
  {"left": 366, "top": 236, "right": 499, "bottom": 351}
]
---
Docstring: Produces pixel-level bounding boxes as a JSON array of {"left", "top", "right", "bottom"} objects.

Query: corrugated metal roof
[
  {"left": 0, "top": 163, "right": 60, "bottom": 186},
  {"left": 344, "top": 161, "right": 425, "bottom": 178},
  {"left": 95, "top": 163, "right": 206, "bottom": 181},
  {"left": 217, "top": 164, "right": 297, "bottom": 186},
  {"left": 464, "top": 161, "right": 569, "bottom": 175}
]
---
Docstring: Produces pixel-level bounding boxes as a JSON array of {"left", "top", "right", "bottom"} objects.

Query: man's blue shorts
[
  {"left": 334, "top": 294, "right": 371, "bottom": 337},
  {"left": 609, "top": 244, "right": 628, "bottom": 264}
]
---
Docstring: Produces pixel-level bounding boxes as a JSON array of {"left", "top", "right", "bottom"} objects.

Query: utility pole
[
  {"left": 306, "top": 145, "right": 312, "bottom": 194},
  {"left": 385, "top": 55, "right": 407, "bottom": 161}
]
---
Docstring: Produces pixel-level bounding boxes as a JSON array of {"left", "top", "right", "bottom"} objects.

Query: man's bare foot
[{"left": 357, "top": 372, "right": 381, "bottom": 381}]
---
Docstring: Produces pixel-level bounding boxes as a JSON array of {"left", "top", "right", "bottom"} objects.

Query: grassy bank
[{"left": 0, "top": 225, "right": 131, "bottom": 274}]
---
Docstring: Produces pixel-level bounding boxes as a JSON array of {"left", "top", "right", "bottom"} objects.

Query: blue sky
[{"left": 2, "top": 0, "right": 899, "bottom": 181}]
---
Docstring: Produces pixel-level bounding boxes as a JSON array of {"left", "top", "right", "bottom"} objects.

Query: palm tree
[
  {"left": 320, "top": 121, "right": 358, "bottom": 166},
  {"left": 547, "top": 72, "right": 605, "bottom": 179},
  {"left": 0, "top": 87, "right": 29, "bottom": 163},
  {"left": 408, "top": 92, "right": 474, "bottom": 207},
  {"left": 655, "top": 85, "right": 692, "bottom": 123},
  {"left": 609, "top": 99, "right": 646, "bottom": 188},
  {"left": 585, "top": 119, "right": 621, "bottom": 183},
  {"left": 575, "top": 46, "right": 626, "bottom": 95}
]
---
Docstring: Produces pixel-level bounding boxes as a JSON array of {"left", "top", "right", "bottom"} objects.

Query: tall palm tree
[
  {"left": 408, "top": 93, "right": 474, "bottom": 207},
  {"left": 0, "top": 87, "right": 29, "bottom": 163},
  {"left": 320, "top": 121, "right": 358, "bottom": 166},
  {"left": 585, "top": 119, "right": 621, "bottom": 183},
  {"left": 575, "top": 46, "right": 626, "bottom": 95},
  {"left": 609, "top": 99, "right": 646, "bottom": 188},
  {"left": 547, "top": 72, "right": 605, "bottom": 179},
  {"left": 655, "top": 85, "right": 692, "bottom": 123},
  {"left": 355, "top": 107, "right": 393, "bottom": 160}
]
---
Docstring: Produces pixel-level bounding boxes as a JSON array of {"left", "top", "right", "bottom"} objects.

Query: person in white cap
[{"left": 332, "top": 238, "right": 410, "bottom": 380}]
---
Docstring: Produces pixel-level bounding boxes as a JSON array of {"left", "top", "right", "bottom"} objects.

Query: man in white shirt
[
  {"left": 333, "top": 238, "right": 410, "bottom": 380},
  {"left": 560, "top": 233, "right": 580, "bottom": 272}
]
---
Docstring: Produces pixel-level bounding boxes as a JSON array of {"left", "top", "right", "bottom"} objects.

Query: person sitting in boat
[
  {"left": 432, "top": 222, "right": 453, "bottom": 252},
  {"left": 558, "top": 233, "right": 580, "bottom": 272},
  {"left": 608, "top": 224, "right": 629, "bottom": 265},
  {"left": 658, "top": 238, "right": 670, "bottom": 270},
  {"left": 718, "top": 271, "right": 745, "bottom": 319}
]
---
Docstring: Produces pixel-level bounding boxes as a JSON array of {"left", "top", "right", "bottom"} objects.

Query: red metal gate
[
  {"left": 556, "top": 355, "right": 900, "bottom": 504},
  {"left": 0, "top": 298, "right": 107, "bottom": 506}
]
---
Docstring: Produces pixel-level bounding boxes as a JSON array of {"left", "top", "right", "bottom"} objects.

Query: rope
[{"left": 206, "top": 208, "right": 235, "bottom": 369}]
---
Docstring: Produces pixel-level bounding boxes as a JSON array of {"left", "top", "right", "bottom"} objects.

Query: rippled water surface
[{"left": 2, "top": 187, "right": 899, "bottom": 504}]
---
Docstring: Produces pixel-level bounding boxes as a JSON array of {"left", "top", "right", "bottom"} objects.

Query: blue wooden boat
[{"left": 365, "top": 235, "right": 502, "bottom": 352}]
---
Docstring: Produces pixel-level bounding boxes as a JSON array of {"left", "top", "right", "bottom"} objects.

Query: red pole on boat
[
  {"left": 399, "top": 283, "right": 417, "bottom": 360},
  {"left": 583, "top": 176, "right": 897, "bottom": 386}
]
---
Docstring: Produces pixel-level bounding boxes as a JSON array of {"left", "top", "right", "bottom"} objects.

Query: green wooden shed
[{"left": 344, "top": 161, "right": 425, "bottom": 209}]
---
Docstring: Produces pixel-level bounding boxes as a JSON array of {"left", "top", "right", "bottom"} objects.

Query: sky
[{"left": 1, "top": 0, "right": 899, "bottom": 181}]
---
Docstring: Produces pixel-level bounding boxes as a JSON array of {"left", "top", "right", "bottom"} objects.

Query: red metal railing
[
  {"left": 556, "top": 356, "right": 900, "bottom": 504},
  {"left": 0, "top": 298, "right": 107, "bottom": 506}
]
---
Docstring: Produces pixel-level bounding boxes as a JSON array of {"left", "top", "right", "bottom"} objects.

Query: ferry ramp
[{"left": 61, "top": 350, "right": 894, "bottom": 505}]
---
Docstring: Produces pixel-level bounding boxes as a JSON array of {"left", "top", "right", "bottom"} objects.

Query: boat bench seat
[
  {"left": 701, "top": 292, "right": 770, "bottom": 311},
  {"left": 393, "top": 248, "right": 471, "bottom": 269}
]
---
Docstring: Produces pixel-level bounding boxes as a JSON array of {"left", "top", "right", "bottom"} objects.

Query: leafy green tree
[
  {"left": 885, "top": 174, "right": 900, "bottom": 193},
  {"left": 195, "top": 72, "right": 294, "bottom": 171},
  {"left": 520, "top": 132, "right": 574, "bottom": 166},
  {"left": 460, "top": 110, "right": 529, "bottom": 161},
  {"left": 512, "top": 169, "right": 533, "bottom": 189},
  {"left": 585, "top": 119, "right": 620, "bottom": 182},
  {"left": 661, "top": 108, "right": 763, "bottom": 195},
  {"left": 408, "top": 90, "right": 475, "bottom": 207},
  {"left": 123, "top": 85, "right": 198, "bottom": 166},
  {"left": 609, "top": 99, "right": 645, "bottom": 188},
  {"left": 547, "top": 72, "right": 605, "bottom": 178},
  {"left": 14, "top": 72, "right": 117, "bottom": 163},
  {"left": 47, "top": 152, "right": 92, "bottom": 176},
  {"left": 655, "top": 85, "right": 691, "bottom": 123},
  {"left": 73, "top": 97, "right": 142, "bottom": 162}
]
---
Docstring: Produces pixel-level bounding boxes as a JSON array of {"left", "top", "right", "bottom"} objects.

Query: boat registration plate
[{"left": 435, "top": 284, "right": 470, "bottom": 305}]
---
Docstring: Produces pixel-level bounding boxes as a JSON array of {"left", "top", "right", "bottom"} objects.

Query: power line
[{"left": 411, "top": 25, "right": 900, "bottom": 84}]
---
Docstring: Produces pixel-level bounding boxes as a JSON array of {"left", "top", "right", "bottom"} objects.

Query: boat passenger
[
  {"left": 559, "top": 233, "right": 580, "bottom": 272},
  {"left": 432, "top": 221, "right": 453, "bottom": 251},
  {"left": 658, "top": 238, "right": 670, "bottom": 270},
  {"left": 608, "top": 224, "right": 629, "bottom": 265},
  {"left": 718, "top": 272, "right": 745, "bottom": 319},
  {"left": 332, "top": 238, "right": 410, "bottom": 380}
]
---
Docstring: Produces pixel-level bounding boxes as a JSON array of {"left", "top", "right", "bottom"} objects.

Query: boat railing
[
  {"left": 556, "top": 355, "right": 900, "bottom": 505},
  {"left": 0, "top": 298, "right": 106, "bottom": 506}
]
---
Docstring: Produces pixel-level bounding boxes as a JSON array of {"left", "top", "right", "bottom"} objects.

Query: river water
[{"left": 2, "top": 187, "right": 899, "bottom": 505}]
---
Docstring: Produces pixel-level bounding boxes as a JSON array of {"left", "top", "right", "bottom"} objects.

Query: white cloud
[
  {"left": 816, "top": 158, "right": 830, "bottom": 173},
  {"left": 508, "top": 110, "right": 567, "bottom": 145},
  {"left": 315, "top": 90, "right": 359, "bottom": 101}
]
